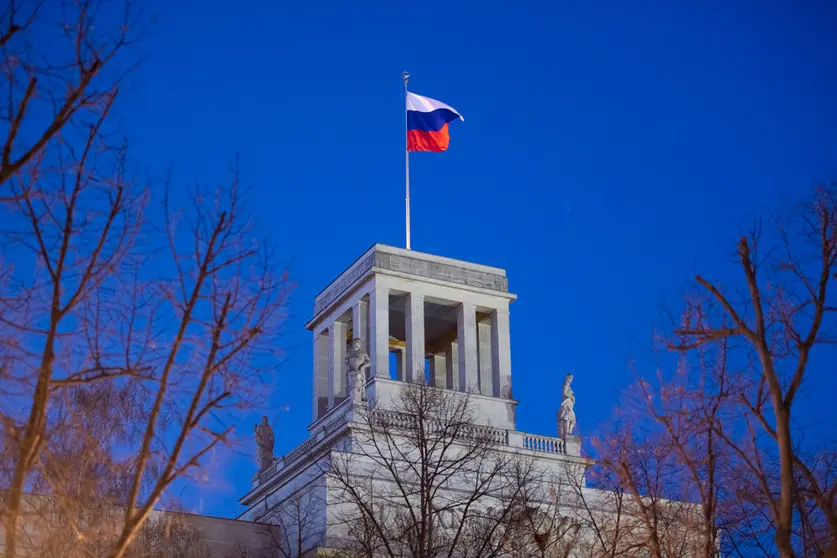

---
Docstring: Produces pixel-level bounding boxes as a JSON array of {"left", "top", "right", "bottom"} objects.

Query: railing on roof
[
  {"left": 254, "top": 407, "right": 569, "bottom": 487},
  {"left": 522, "top": 433, "right": 565, "bottom": 454},
  {"left": 369, "top": 408, "right": 510, "bottom": 446}
]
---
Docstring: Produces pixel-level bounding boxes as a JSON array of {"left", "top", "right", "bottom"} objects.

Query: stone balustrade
[
  {"left": 521, "top": 433, "right": 565, "bottom": 454},
  {"left": 255, "top": 408, "right": 571, "bottom": 487},
  {"left": 460, "top": 423, "right": 510, "bottom": 446},
  {"left": 257, "top": 459, "right": 283, "bottom": 484},
  {"left": 369, "top": 409, "right": 510, "bottom": 447},
  {"left": 284, "top": 436, "right": 319, "bottom": 465}
]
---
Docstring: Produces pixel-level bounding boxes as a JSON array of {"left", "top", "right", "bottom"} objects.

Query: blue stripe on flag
[{"left": 407, "top": 108, "right": 461, "bottom": 132}]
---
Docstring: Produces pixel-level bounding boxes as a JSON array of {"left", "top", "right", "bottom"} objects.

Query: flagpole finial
[{"left": 402, "top": 71, "right": 410, "bottom": 87}]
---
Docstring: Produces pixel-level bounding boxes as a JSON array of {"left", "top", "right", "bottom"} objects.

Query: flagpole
[{"left": 403, "top": 71, "right": 411, "bottom": 250}]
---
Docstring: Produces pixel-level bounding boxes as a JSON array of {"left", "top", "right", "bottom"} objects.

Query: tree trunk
[
  {"left": 774, "top": 404, "right": 796, "bottom": 558},
  {"left": 4, "top": 332, "right": 55, "bottom": 558}
]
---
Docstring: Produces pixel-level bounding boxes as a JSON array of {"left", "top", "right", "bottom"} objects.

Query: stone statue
[
  {"left": 346, "top": 337, "right": 370, "bottom": 403},
  {"left": 557, "top": 374, "right": 576, "bottom": 438},
  {"left": 500, "top": 375, "right": 513, "bottom": 399},
  {"left": 254, "top": 416, "right": 275, "bottom": 471}
]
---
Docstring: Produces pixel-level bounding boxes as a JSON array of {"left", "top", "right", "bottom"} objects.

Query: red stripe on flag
[{"left": 407, "top": 124, "right": 450, "bottom": 152}]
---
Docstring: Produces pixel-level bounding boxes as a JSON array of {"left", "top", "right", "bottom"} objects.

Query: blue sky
[{"left": 118, "top": 0, "right": 837, "bottom": 516}]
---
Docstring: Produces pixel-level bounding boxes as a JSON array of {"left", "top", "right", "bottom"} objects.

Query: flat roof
[{"left": 312, "top": 244, "right": 510, "bottom": 318}]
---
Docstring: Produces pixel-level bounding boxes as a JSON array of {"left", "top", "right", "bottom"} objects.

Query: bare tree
[
  {"left": 0, "top": 382, "right": 140, "bottom": 556},
  {"left": 0, "top": 93, "right": 146, "bottom": 558},
  {"left": 104, "top": 170, "right": 290, "bottom": 557},
  {"left": 794, "top": 447, "right": 837, "bottom": 557},
  {"left": 0, "top": 2, "right": 145, "bottom": 555},
  {"left": 623, "top": 339, "right": 733, "bottom": 558},
  {"left": 125, "top": 510, "right": 212, "bottom": 558},
  {"left": 260, "top": 490, "right": 326, "bottom": 558},
  {"left": 0, "top": 163, "right": 291, "bottom": 558},
  {"left": 326, "top": 378, "right": 541, "bottom": 558},
  {"left": 0, "top": 0, "right": 141, "bottom": 193},
  {"left": 578, "top": 185, "right": 837, "bottom": 557},
  {"left": 500, "top": 475, "right": 582, "bottom": 558},
  {"left": 565, "top": 463, "right": 638, "bottom": 558},
  {"left": 668, "top": 184, "right": 837, "bottom": 557},
  {"left": 591, "top": 418, "right": 705, "bottom": 558},
  {"left": 0, "top": 382, "right": 215, "bottom": 558},
  {"left": 574, "top": 323, "right": 833, "bottom": 557},
  {"left": 1, "top": 4, "right": 291, "bottom": 557}
]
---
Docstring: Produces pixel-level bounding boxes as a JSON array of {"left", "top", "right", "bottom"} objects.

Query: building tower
[{"left": 238, "top": 245, "right": 585, "bottom": 553}]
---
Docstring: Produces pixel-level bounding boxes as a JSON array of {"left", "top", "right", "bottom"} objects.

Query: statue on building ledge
[
  {"left": 254, "top": 416, "right": 275, "bottom": 472},
  {"left": 501, "top": 374, "right": 513, "bottom": 399},
  {"left": 346, "top": 337, "right": 370, "bottom": 403},
  {"left": 557, "top": 374, "right": 576, "bottom": 439}
]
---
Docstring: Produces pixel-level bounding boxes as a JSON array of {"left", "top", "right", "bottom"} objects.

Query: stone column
[
  {"left": 313, "top": 329, "right": 329, "bottom": 421},
  {"left": 490, "top": 309, "right": 512, "bottom": 398},
  {"left": 328, "top": 321, "right": 346, "bottom": 408},
  {"left": 445, "top": 342, "right": 459, "bottom": 390},
  {"left": 406, "top": 293, "right": 425, "bottom": 384},
  {"left": 429, "top": 354, "right": 446, "bottom": 387},
  {"left": 477, "top": 321, "right": 493, "bottom": 396},
  {"left": 369, "top": 285, "right": 389, "bottom": 380},
  {"left": 352, "top": 298, "right": 369, "bottom": 354},
  {"left": 457, "top": 302, "right": 478, "bottom": 392}
]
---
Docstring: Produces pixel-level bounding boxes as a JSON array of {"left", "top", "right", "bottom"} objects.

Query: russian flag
[{"left": 407, "top": 92, "right": 464, "bottom": 152}]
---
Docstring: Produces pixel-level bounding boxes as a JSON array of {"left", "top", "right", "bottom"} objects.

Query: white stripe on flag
[{"left": 406, "top": 92, "right": 464, "bottom": 120}]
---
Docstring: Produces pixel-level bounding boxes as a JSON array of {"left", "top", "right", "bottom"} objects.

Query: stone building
[{"left": 238, "top": 244, "right": 595, "bottom": 556}]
